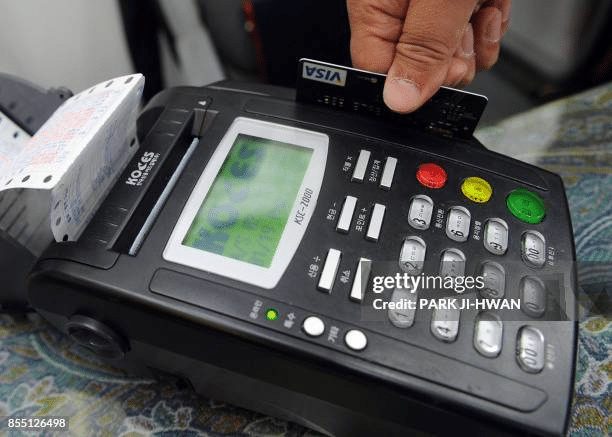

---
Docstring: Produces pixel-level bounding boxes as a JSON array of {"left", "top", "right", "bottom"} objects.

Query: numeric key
[
  {"left": 446, "top": 206, "right": 471, "bottom": 242},
  {"left": 408, "top": 195, "right": 434, "bottom": 230}
]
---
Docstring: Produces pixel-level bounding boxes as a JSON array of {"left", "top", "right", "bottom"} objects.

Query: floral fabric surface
[{"left": 1, "top": 83, "right": 612, "bottom": 436}]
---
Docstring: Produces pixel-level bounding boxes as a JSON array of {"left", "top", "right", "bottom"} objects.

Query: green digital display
[{"left": 182, "top": 134, "right": 313, "bottom": 267}]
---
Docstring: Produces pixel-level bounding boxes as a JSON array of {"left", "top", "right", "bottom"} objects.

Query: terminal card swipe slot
[{"left": 100, "top": 104, "right": 207, "bottom": 254}]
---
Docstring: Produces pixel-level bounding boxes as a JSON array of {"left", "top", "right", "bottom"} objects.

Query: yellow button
[{"left": 461, "top": 177, "right": 492, "bottom": 203}]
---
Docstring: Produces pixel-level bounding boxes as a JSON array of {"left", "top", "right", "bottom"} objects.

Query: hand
[{"left": 347, "top": 0, "right": 511, "bottom": 113}]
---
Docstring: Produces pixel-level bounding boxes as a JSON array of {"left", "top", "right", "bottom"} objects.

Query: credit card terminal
[{"left": 29, "top": 74, "right": 577, "bottom": 436}]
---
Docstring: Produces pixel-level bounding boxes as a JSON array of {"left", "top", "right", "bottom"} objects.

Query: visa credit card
[{"left": 296, "top": 58, "right": 487, "bottom": 140}]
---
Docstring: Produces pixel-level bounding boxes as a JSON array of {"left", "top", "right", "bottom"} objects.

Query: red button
[{"left": 416, "top": 163, "right": 447, "bottom": 189}]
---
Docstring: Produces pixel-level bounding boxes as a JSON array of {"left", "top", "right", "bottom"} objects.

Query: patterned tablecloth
[{"left": 1, "top": 83, "right": 612, "bottom": 437}]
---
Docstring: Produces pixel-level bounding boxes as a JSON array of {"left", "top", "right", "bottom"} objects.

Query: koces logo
[
  {"left": 125, "top": 151, "right": 159, "bottom": 186},
  {"left": 302, "top": 62, "right": 347, "bottom": 87}
]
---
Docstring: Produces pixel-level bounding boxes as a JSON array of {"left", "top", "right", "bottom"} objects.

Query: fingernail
[
  {"left": 383, "top": 77, "right": 422, "bottom": 113},
  {"left": 485, "top": 9, "right": 503, "bottom": 42},
  {"left": 460, "top": 23, "right": 474, "bottom": 58}
]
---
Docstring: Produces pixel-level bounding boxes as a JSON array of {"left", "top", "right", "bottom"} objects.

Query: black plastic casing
[{"left": 28, "top": 82, "right": 577, "bottom": 437}]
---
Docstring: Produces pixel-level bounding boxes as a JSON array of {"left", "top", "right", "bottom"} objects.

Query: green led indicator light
[{"left": 266, "top": 309, "right": 279, "bottom": 321}]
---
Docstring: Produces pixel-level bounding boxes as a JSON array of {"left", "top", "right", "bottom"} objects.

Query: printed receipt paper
[{"left": 0, "top": 74, "right": 144, "bottom": 255}]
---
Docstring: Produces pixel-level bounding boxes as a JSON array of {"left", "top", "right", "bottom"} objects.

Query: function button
[
  {"left": 479, "top": 262, "right": 506, "bottom": 299},
  {"left": 520, "top": 276, "right": 547, "bottom": 318},
  {"left": 408, "top": 195, "right": 434, "bottom": 230},
  {"left": 388, "top": 286, "right": 417, "bottom": 328},
  {"left": 439, "top": 248, "right": 466, "bottom": 278},
  {"left": 350, "top": 258, "right": 372, "bottom": 302},
  {"left": 318, "top": 249, "right": 342, "bottom": 293},
  {"left": 521, "top": 231, "right": 546, "bottom": 268},
  {"left": 484, "top": 218, "right": 509, "bottom": 255},
  {"left": 302, "top": 316, "right": 325, "bottom": 337},
  {"left": 446, "top": 206, "right": 471, "bottom": 242},
  {"left": 507, "top": 188, "right": 546, "bottom": 224},
  {"left": 352, "top": 149, "right": 371, "bottom": 182},
  {"left": 461, "top": 176, "right": 493, "bottom": 203},
  {"left": 379, "top": 157, "right": 398, "bottom": 190},
  {"left": 473, "top": 312, "right": 503, "bottom": 358},
  {"left": 366, "top": 203, "right": 386, "bottom": 241},
  {"left": 416, "top": 163, "right": 447, "bottom": 189},
  {"left": 516, "top": 326, "right": 546, "bottom": 373},
  {"left": 431, "top": 302, "right": 460, "bottom": 342},
  {"left": 399, "top": 236, "right": 426, "bottom": 275},
  {"left": 344, "top": 329, "right": 368, "bottom": 351},
  {"left": 336, "top": 196, "right": 357, "bottom": 233}
]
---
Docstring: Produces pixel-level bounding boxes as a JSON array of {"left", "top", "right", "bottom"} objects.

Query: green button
[{"left": 506, "top": 189, "right": 546, "bottom": 224}]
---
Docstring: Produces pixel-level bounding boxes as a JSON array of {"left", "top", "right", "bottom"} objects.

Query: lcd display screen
[{"left": 182, "top": 134, "right": 313, "bottom": 267}]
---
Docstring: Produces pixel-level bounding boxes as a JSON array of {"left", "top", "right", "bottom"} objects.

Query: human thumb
[{"left": 383, "top": 0, "right": 478, "bottom": 113}]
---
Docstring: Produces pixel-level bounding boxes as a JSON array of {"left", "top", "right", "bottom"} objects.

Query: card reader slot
[
  {"left": 245, "top": 98, "right": 551, "bottom": 191},
  {"left": 81, "top": 96, "right": 215, "bottom": 253},
  {"left": 111, "top": 129, "right": 197, "bottom": 255},
  {"left": 75, "top": 101, "right": 198, "bottom": 253},
  {"left": 128, "top": 137, "right": 200, "bottom": 255}
]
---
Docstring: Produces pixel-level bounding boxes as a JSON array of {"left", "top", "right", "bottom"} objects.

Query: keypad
[
  {"left": 520, "top": 276, "right": 547, "bottom": 318},
  {"left": 408, "top": 195, "right": 434, "bottom": 230},
  {"left": 479, "top": 262, "right": 505, "bottom": 299},
  {"left": 350, "top": 258, "right": 372, "bottom": 302},
  {"left": 366, "top": 204, "right": 385, "bottom": 241},
  {"left": 446, "top": 206, "right": 471, "bottom": 242},
  {"left": 473, "top": 312, "right": 503, "bottom": 357},
  {"left": 516, "top": 326, "right": 546, "bottom": 373},
  {"left": 416, "top": 163, "right": 447, "bottom": 189},
  {"left": 431, "top": 301, "right": 460, "bottom": 342},
  {"left": 344, "top": 329, "right": 368, "bottom": 351},
  {"left": 484, "top": 218, "right": 508, "bottom": 255},
  {"left": 352, "top": 149, "right": 370, "bottom": 182},
  {"left": 303, "top": 316, "right": 325, "bottom": 337},
  {"left": 399, "top": 236, "right": 426, "bottom": 275},
  {"left": 507, "top": 188, "right": 547, "bottom": 224},
  {"left": 388, "top": 287, "right": 417, "bottom": 328},
  {"left": 315, "top": 155, "right": 556, "bottom": 374},
  {"left": 379, "top": 157, "right": 397, "bottom": 190},
  {"left": 461, "top": 176, "right": 493, "bottom": 203},
  {"left": 336, "top": 196, "right": 357, "bottom": 233},
  {"left": 522, "top": 231, "right": 546, "bottom": 268},
  {"left": 318, "top": 249, "right": 341, "bottom": 293},
  {"left": 439, "top": 249, "right": 466, "bottom": 278}
]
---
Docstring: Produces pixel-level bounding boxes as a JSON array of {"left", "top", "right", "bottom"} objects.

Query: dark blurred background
[{"left": 2, "top": 0, "right": 612, "bottom": 127}]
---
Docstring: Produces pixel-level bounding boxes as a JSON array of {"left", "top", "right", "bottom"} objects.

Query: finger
[
  {"left": 456, "top": 23, "right": 477, "bottom": 85},
  {"left": 482, "top": 0, "right": 511, "bottom": 23},
  {"left": 472, "top": 6, "right": 503, "bottom": 70},
  {"left": 445, "top": 23, "right": 476, "bottom": 87},
  {"left": 456, "top": 56, "right": 476, "bottom": 86},
  {"left": 478, "top": 0, "right": 512, "bottom": 38},
  {"left": 444, "top": 59, "right": 468, "bottom": 87},
  {"left": 346, "top": 0, "right": 409, "bottom": 73},
  {"left": 383, "top": 0, "right": 479, "bottom": 113}
]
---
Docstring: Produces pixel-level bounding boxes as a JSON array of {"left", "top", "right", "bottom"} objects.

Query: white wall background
[
  {"left": 0, "top": 0, "right": 225, "bottom": 94},
  {"left": 0, "top": 0, "right": 134, "bottom": 93},
  {"left": 503, "top": 0, "right": 590, "bottom": 80}
]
